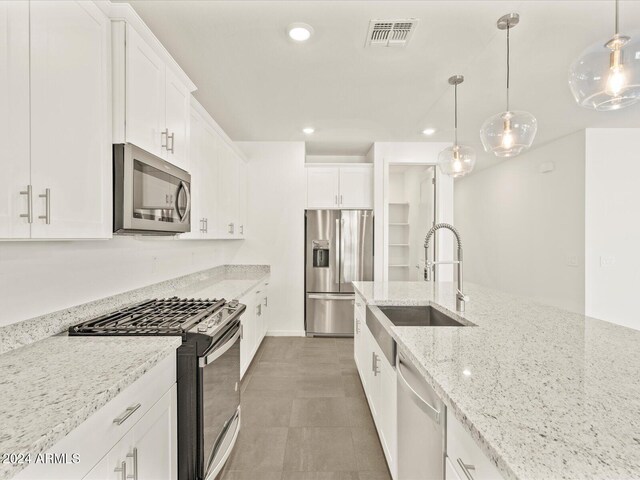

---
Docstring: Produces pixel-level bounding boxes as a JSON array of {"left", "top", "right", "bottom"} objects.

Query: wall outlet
[
  {"left": 600, "top": 255, "right": 616, "bottom": 267},
  {"left": 567, "top": 255, "right": 579, "bottom": 267}
]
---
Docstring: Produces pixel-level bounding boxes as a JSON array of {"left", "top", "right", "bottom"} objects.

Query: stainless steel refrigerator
[{"left": 305, "top": 209, "right": 373, "bottom": 336}]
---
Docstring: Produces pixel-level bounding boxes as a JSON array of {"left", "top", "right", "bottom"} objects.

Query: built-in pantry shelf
[
  {"left": 389, "top": 244, "right": 409, "bottom": 247},
  {"left": 389, "top": 223, "right": 409, "bottom": 226},
  {"left": 389, "top": 264, "right": 410, "bottom": 268}
]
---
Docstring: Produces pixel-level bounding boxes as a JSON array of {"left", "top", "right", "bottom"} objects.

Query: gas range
[{"left": 69, "top": 297, "right": 246, "bottom": 480}]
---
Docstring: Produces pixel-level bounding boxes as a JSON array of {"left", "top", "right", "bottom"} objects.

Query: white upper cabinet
[
  {"left": 339, "top": 166, "right": 374, "bottom": 209},
  {"left": 0, "top": 0, "right": 111, "bottom": 240},
  {"left": 307, "top": 167, "right": 340, "bottom": 208},
  {"left": 30, "top": 0, "right": 111, "bottom": 239},
  {"left": 122, "top": 23, "right": 165, "bottom": 158},
  {"left": 0, "top": 1, "right": 30, "bottom": 239},
  {"left": 183, "top": 98, "right": 246, "bottom": 240},
  {"left": 113, "top": 21, "right": 194, "bottom": 171},
  {"left": 307, "top": 165, "right": 373, "bottom": 209}
]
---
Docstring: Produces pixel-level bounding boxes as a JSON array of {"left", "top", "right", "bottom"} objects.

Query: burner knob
[{"left": 197, "top": 324, "right": 208, "bottom": 333}]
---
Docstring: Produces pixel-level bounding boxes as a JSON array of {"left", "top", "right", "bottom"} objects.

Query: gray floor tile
[
  {"left": 290, "top": 397, "right": 350, "bottom": 427},
  {"left": 358, "top": 472, "right": 391, "bottom": 480},
  {"left": 219, "top": 471, "right": 282, "bottom": 480},
  {"left": 282, "top": 472, "right": 359, "bottom": 480},
  {"left": 345, "top": 396, "right": 374, "bottom": 428},
  {"left": 244, "top": 374, "right": 298, "bottom": 398},
  {"left": 341, "top": 374, "right": 366, "bottom": 398},
  {"left": 242, "top": 396, "right": 292, "bottom": 428},
  {"left": 296, "top": 375, "right": 346, "bottom": 398},
  {"left": 351, "top": 426, "right": 389, "bottom": 472},
  {"left": 224, "top": 426, "right": 288, "bottom": 471},
  {"left": 283, "top": 427, "right": 357, "bottom": 472},
  {"left": 252, "top": 361, "right": 301, "bottom": 377}
]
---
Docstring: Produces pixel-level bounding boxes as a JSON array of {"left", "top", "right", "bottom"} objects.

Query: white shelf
[
  {"left": 389, "top": 223, "right": 409, "bottom": 226},
  {"left": 389, "top": 264, "right": 410, "bottom": 268},
  {"left": 389, "top": 244, "right": 409, "bottom": 247},
  {"left": 389, "top": 202, "right": 409, "bottom": 205}
]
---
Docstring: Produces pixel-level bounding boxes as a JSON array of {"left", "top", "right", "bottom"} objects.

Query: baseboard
[{"left": 266, "top": 330, "right": 306, "bottom": 337}]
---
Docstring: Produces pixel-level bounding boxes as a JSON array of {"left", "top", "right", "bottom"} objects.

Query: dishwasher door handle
[{"left": 397, "top": 359, "right": 441, "bottom": 423}]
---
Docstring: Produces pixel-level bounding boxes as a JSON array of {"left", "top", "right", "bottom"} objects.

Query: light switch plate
[{"left": 600, "top": 255, "right": 616, "bottom": 267}]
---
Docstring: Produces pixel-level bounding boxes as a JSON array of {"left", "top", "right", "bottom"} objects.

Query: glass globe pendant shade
[
  {"left": 569, "top": 32, "right": 640, "bottom": 111},
  {"left": 479, "top": 110, "right": 537, "bottom": 157},
  {"left": 438, "top": 144, "right": 476, "bottom": 178}
]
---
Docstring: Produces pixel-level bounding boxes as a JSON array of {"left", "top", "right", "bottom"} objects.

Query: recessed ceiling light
[
  {"left": 462, "top": 369, "right": 471, "bottom": 376},
  {"left": 422, "top": 128, "right": 436, "bottom": 136},
  {"left": 287, "top": 23, "right": 314, "bottom": 42},
  {"left": 302, "top": 127, "right": 315, "bottom": 134}
]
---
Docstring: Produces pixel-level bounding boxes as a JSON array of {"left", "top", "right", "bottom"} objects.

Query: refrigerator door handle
[
  {"left": 340, "top": 217, "right": 345, "bottom": 284},
  {"left": 308, "top": 294, "right": 355, "bottom": 301},
  {"left": 335, "top": 217, "right": 341, "bottom": 287}
]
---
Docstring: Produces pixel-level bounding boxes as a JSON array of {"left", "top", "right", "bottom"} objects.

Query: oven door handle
[{"left": 199, "top": 327, "right": 241, "bottom": 368}]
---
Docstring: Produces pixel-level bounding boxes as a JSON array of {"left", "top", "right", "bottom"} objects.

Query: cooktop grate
[{"left": 69, "top": 297, "right": 226, "bottom": 336}]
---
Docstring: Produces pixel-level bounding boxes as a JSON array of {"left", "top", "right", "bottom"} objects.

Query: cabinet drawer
[
  {"left": 16, "top": 352, "right": 176, "bottom": 480},
  {"left": 447, "top": 412, "right": 504, "bottom": 480}
]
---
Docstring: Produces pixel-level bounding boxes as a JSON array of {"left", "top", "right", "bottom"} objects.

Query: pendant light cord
[
  {"left": 506, "top": 24, "right": 510, "bottom": 112},
  {"left": 454, "top": 83, "right": 458, "bottom": 145},
  {"left": 615, "top": 0, "right": 619, "bottom": 35}
]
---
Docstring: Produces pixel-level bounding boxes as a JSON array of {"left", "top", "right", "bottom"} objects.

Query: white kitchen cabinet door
[
  {"left": 237, "top": 160, "right": 247, "bottom": 237},
  {"left": 240, "top": 292, "right": 256, "bottom": 378},
  {"left": 200, "top": 122, "right": 220, "bottom": 237},
  {"left": 377, "top": 350, "right": 397, "bottom": 477},
  {"left": 0, "top": 1, "right": 30, "bottom": 239},
  {"left": 217, "top": 142, "right": 240, "bottom": 238},
  {"left": 133, "top": 384, "right": 178, "bottom": 480},
  {"left": 82, "top": 430, "right": 133, "bottom": 480},
  {"left": 164, "top": 67, "right": 190, "bottom": 170},
  {"left": 183, "top": 109, "right": 203, "bottom": 239},
  {"left": 307, "top": 167, "right": 340, "bottom": 208},
  {"left": 339, "top": 166, "right": 373, "bottom": 209},
  {"left": 29, "top": 0, "right": 111, "bottom": 239},
  {"left": 125, "top": 24, "right": 165, "bottom": 158}
]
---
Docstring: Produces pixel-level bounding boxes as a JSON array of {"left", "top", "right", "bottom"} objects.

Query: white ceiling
[{"left": 122, "top": 0, "right": 640, "bottom": 170}]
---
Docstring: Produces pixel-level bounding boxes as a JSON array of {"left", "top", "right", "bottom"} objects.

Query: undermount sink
[{"left": 378, "top": 305, "right": 471, "bottom": 327}]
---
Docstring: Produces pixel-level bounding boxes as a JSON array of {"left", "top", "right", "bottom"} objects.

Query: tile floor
[{"left": 219, "top": 336, "right": 391, "bottom": 480}]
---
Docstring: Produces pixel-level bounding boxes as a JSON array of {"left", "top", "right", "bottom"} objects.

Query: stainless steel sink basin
[{"left": 377, "top": 305, "right": 470, "bottom": 327}]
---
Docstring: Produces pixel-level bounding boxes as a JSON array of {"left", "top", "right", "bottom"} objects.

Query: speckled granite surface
[
  {"left": 0, "top": 264, "right": 270, "bottom": 354},
  {"left": 353, "top": 281, "right": 640, "bottom": 480},
  {"left": 0, "top": 335, "right": 181, "bottom": 480}
]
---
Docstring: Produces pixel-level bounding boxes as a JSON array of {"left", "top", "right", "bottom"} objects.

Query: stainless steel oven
[
  {"left": 198, "top": 318, "right": 242, "bottom": 480},
  {"left": 113, "top": 143, "right": 191, "bottom": 235}
]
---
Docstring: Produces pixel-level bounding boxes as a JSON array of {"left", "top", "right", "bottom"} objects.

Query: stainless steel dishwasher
[{"left": 396, "top": 351, "right": 446, "bottom": 480}]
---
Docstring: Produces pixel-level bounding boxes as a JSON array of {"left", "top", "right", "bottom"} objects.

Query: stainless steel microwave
[{"left": 113, "top": 143, "right": 191, "bottom": 235}]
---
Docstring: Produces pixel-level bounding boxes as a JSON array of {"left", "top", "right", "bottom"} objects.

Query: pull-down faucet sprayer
[{"left": 424, "top": 223, "right": 469, "bottom": 312}]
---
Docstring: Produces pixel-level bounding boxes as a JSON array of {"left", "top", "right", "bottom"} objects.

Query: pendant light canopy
[
  {"left": 569, "top": 0, "right": 640, "bottom": 111},
  {"left": 438, "top": 75, "right": 476, "bottom": 178},
  {"left": 480, "top": 13, "right": 537, "bottom": 158}
]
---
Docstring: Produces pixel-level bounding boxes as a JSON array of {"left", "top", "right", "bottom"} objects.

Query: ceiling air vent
[{"left": 366, "top": 19, "right": 419, "bottom": 47}]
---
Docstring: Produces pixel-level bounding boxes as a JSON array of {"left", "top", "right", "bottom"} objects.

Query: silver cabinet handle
[
  {"left": 373, "top": 352, "right": 380, "bottom": 376},
  {"left": 264, "top": 297, "right": 268, "bottom": 307},
  {"left": 355, "top": 318, "right": 360, "bottom": 334},
  {"left": 204, "top": 218, "right": 208, "bottom": 233},
  {"left": 114, "top": 460, "right": 126, "bottom": 480},
  {"left": 256, "top": 304, "right": 262, "bottom": 316},
  {"left": 161, "top": 128, "right": 169, "bottom": 149},
  {"left": 200, "top": 218, "right": 205, "bottom": 233},
  {"left": 126, "top": 448, "right": 138, "bottom": 480},
  {"left": 335, "top": 195, "right": 338, "bottom": 205},
  {"left": 113, "top": 403, "right": 141, "bottom": 425},
  {"left": 340, "top": 194, "right": 343, "bottom": 204},
  {"left": 38, "top": 188, "right": 50, "bottom": 224},
  {"left": 168, "top": 131, "right": 175, "bottom": 154},
  {"left": 457, "top": 458, "right": 477, "bottom": 480},
  {"left": 20, "top": 185, "right": 33, "bottom": 223},
  {"left": 228, "top": 223, "right": 234, "bottom": 234},
  {"left": 240, "top": 225, "right": 244, "bottom": 235}
]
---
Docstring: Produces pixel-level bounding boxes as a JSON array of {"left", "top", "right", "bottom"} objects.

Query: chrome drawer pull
[
  {"left": 38, "top": 188, "right": 50, "bottom": 224},
  {"left": 126, "top": 448, "right": 138, "bottom": 480},
  {"left": 20, "top": 185, "right": 33, "bottom": 223},
  {"left": 114, "top": 460, "right": 126, "bottom": 480},
  {"left": 113, "top": 403, "right": 141, "bottom": 425},
  {"left": 457, "top": 458, "right": 477, "bottom": 480},
  {"left": 161, "top": 128, "right": 169, "bottom": 149}
]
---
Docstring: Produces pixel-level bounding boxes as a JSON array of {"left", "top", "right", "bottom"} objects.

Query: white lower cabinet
[
  {"left": 239, "top": 278, "right": 270, "bottom": 378},
  {"left": 15, "top": 353, "right": 177, "bottom": 480},
  {"left": 354, "top": 301, "right": 397, "bottom": 479},
  {"left": 447, "top": 412, "right": 504, "bottom": 480}
]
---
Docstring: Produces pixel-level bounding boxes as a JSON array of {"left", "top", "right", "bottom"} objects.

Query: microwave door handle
[{"left": 177, "top": 181, "right": 191, "bottom": 223}]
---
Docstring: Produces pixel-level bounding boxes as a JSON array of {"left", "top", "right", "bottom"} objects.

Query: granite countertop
[
  {"left": 0, "top": 335, "right": 181, "bottom": 480},
  {"left": 353, "top": 281, "right": 640, "bottom": 480},
  {"left": 0, "top": 264, "right": 270, "bottom": 480}
]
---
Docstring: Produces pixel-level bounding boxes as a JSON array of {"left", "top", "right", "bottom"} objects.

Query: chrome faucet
[{"left": 424, "top": 223, "right": 469, "bottom": 312}]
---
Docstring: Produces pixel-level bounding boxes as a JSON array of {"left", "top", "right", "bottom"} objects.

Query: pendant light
[
  {"left": 438, "top": 75, "right": 476, "bottom": 178},
  {"left": 569, "top": 0, "right": 640, "bottom": 111},
  {"left": 480, "top": 13, "right": 537, "bottom": 157}
]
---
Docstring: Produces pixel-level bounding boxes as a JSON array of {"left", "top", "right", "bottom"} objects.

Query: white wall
[
  {"left": 236, "top": 141, "right": 306, "bottom": 336},
  {"left": 585, "top": 128, "right": 640, "bottom": 330},
  {"left": 0, "top": 237, "right": 243, "bottom": 326},
  {"left": 454, "top": 131, "right": 586, "bottom": 313}
]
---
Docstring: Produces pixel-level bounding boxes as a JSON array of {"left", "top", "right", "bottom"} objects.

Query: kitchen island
[{"left": 353, "top": 281, "right": 640, "bottom": 480}]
